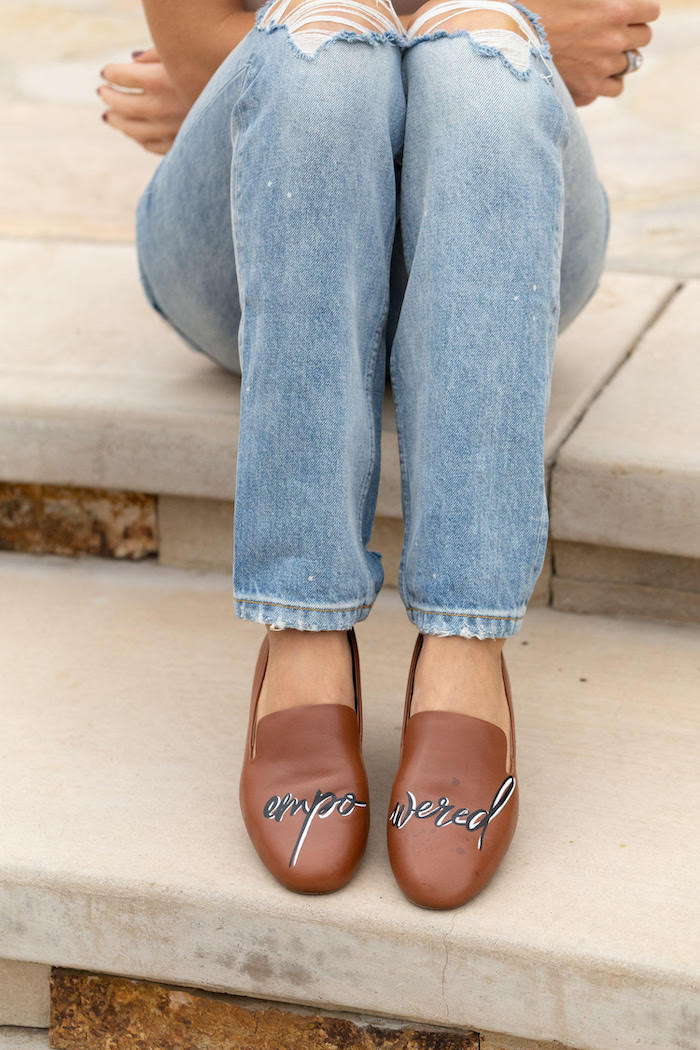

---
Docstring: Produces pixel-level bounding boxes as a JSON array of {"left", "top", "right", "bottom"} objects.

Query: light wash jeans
[{"left": 135, "top": 0, "right": 610, "bottom": 639}]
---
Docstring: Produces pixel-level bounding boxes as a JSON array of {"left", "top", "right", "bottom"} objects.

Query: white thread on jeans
[
  {"left": 259, "top": 0, "right": 406, "bottom": 55},
  {"left": 406, "top": 0, "right": 538, "bottom": 43},
  {"left": 468, "top": 27, "right": 530, "bottom": 71},
  {"left": 405, "top": 0, "right": 554, "bottom": 78}
]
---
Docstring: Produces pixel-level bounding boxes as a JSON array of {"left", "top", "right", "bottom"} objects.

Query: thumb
[{"left": 131, "top": 46, "right": 160, "bottom": 62}]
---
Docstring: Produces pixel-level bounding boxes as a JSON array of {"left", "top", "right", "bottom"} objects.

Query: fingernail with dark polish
[
  {"left": 132, "top": 50, "right": 144, "bottom": 58},
  {"left": 102, "top": 112, "right": 108, "bottom": 121}
]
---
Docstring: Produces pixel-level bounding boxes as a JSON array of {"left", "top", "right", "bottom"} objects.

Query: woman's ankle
[
  {"left": 257, "top": 627, "right": 356, "bottom": 717},
  {"left": 410, "top": 634, "right": 509, "bottom": 731}
]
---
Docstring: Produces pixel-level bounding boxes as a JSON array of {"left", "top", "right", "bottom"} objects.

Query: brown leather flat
[
  {"left": 386, "top": 632, "right": 519, "bottom": 909},
  {"left": 239, "top": 627, "right": 370, "bottom": 894}
]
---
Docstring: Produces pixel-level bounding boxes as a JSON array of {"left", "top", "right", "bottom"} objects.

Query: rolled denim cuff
[
  {"left": 234, "top": 595, "right": 375, "bottom": 631},
  {"left": 405, "top": 605, "right": 526, "bottom": 640}
]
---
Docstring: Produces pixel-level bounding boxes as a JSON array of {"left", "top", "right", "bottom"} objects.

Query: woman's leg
[
  {"left": 385, "top": 1, "right": 608, "bottom": 909},
  {"left": 138, "top": 2, "right": 407, "bottom": 714},
  {"left": 230, "top": 1, "right": 406, "bottom": 636},
  {"left": 233, "top": 3, "right": 407, "bottom": 895},
  {"left": 388, "top": 0, "right": 609, "bottom": 729}
]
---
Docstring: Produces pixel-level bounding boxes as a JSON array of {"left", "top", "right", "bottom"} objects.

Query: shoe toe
[
  {"left": 240, "top": 704, "right": 370, "bottom": 894},
  {"left": 386, "top": 712, "right": 518, "bottom": 909}
]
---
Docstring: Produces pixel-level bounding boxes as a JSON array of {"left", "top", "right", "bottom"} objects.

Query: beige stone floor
[
  {"left": 0, "top": 0, "right": 698, "bottom": 276},
  {"left": 0, "top": 552, "right": 698, "bottom": 1050}
]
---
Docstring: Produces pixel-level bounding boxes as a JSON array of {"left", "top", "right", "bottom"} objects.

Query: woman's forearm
[{"left": 141, "top": 0, "right": 256, "bottom": 104}]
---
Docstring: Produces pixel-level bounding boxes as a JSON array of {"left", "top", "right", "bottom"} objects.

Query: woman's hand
[
  {"left": 98, "top": 47, "right": 190, "bottom": 155},
  {"left": 401, "top": 0, "right": 660, "bottom": 107},
  {"left": 532, "top": 0, "right": 660, "bottom": 105}
]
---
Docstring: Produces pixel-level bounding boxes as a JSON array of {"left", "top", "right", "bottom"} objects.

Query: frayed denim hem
[
  {"left": 234, "top": 595, "right": 375, "bottom": 630},
  {"left": 405, "top": 605, "right": 526, "bottom": 640}
]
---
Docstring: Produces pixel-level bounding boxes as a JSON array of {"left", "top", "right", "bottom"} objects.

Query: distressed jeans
[{"left": 135, "top": 0, "right": 610, "bottom": 638}]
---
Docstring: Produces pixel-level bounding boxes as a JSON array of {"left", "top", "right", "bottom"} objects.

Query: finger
[
  {"left": 609, "top": 45, "right": 644, "bottom": 78},
  {"left": 599, "top": 75, "right": 625, "bottom": 98},
  {"left": 98, "top": 83, "right": 184, "bottom": 120},
  {"left": 143, "top": 139, "right": 173, "bottom": 155},
  {"left": 100, "top": 60, "right": 162, "bottom": 89},
  {"left": 132, "top": 46, "right": 160, "bottom": 62},
  {"left": 103, "top": 110, "right": 180, "bottom": 142},
  {"left": 635, "top": 0, "right": 661, "bottom": 22},
  {"left": 610, "top": 53, "right": 630, "bottom": 77},
  {"left": 625, "top": 22, "right": 653, "bottom": 49},
  {"left": 98, "top": 83, "right": 169, "bottom": 119}
]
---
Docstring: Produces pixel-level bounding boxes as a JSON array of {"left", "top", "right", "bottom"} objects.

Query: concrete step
[
  {"left": 0, "top": 239, "right": 673, "bottom": 506},
  {"left": 1, "top": 552, "right": 697, "bottom": 1050},
  {"left": 0, "top": 1030, "right": 48, "bottom": 1050},
  {"left": 1, "top": 236, "right": 690, "bottom": 618},
  {"left": 552, "top": 280, "right": 699, "bottom": 558},
  {"left": 551, "top": 280, "right": 700, "bottom": 621}
]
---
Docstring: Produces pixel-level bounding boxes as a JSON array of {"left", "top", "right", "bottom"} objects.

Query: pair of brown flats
[{"left": 239, "top": 627, "right": 518, "bottom": 908}]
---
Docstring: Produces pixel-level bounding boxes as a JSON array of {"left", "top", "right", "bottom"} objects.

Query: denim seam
[
  {"left": 169, "top": 60, "right": 253, "bottom": 155},
  {"left": 356, "top": 287, "right": 391, "bottom": 577},
  {"left": 390, "top": 365, "right": 413, "bottom": 605},
  {"left": 135, "top": 184, "right": 159, "bottom": 312},
  {"left": 136, "top": 188, "right": 211, "bottom": 355},
  {"left": 230, "top": 65, "right": 260, "bottom": 359},
  {"left": 525, "top": 484, "right": 550, "bottom": 598},
  {"left": 235, "top": 597, "right": 374, "bottom": 612},
  {"left": 407, "top": 606, "right": 525, "bottom": 621}
]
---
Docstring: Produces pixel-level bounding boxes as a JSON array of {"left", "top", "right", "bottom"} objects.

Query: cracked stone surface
[
  {"left": 50, "top": 971, "right": 481, "bottom": 1050},
  {"left": 0, "top": 482, "right": 157, "bottom": 558}
]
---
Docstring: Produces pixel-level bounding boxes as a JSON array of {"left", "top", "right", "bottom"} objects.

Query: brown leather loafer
[
  {"left": 239, "top": 627, "right": 370, "bottom": 894},
  {"left": 386, "top": 633, "right": 519, "bottom": 909}
]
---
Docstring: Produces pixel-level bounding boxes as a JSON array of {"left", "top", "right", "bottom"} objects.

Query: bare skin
[
  {"left": 399, "top": 3, "right": 531, "bottom": 41},
  {"left": 257, "top": 628, "right": 357, "bottom": 716}
]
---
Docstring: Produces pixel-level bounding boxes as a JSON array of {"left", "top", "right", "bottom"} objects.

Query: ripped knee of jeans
[
  {"left": 256, "top": 0, "right": 407, "bottom": 59},
  {"left": 405, "top": 0, "right": 554, "bottom": 80}
]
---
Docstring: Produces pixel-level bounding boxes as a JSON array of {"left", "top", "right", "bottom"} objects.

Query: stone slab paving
[
  {"left": 0, "top": 1, "right": 157, "bottom": 240},
  {"left": 551, "top": 281, "right": 700, "bottom": 560},
  {"left": 0, "top": 237, "right": 676, "bottom": 513},
  {"left": 578, "top": 2, "right": 700, "bottom": 279},
  {"left": 0, "top": 961, "right": 49, "bottom": 1028},
  {"left": 0, "top": 1031, "right": 49, "bottom": 1050},
  {"left": 0, "top": 552, "right": 697, "bottom": 1050},
  {"left": 0, "top": 1024, "right": 593, "bottom": 1050},
  {"left": 0, "top": 0, "right": 698, "bottom": 275}
]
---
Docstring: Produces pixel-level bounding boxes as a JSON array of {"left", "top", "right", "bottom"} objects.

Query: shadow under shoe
[
  {"left": 386, "top": 633, "right": 519, "bottom": 910},
  {"left": 239, "top": 627, "right": 370, "bottom": 894}
]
